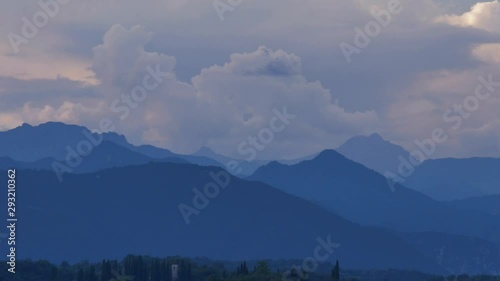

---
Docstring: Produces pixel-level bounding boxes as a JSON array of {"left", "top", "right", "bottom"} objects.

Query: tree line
[{"left": 0, "top": 256, "right": 499, "bottom": 281}]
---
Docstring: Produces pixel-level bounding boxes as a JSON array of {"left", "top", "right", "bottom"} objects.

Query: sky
[{"left": 1, "top": 0, "right": 500, "bottom": 159}]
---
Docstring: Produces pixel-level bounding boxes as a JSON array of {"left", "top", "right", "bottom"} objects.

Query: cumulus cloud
[
  {"left": 2, "top": 0, "right": 500, "bottom": 158},
  {"left": 188, "top": 46, "right": 379, "bottom": 156},
  {"left": 92, "top": 25, "right": 177, "bottom": 91},
  {"left": 221, "top": 47, "right": 302, "bottom": 76},
  {"left": 1, "top": 25, "right": 379, "bottom": 159},
  {"left": 436, "top": 0, "right": 500, "bottom": 33}
]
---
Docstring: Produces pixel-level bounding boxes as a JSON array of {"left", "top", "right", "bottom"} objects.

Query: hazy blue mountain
[
  {"left": 192, "top": 147, "right": 267, "bottom": 175},
  {"left": 249, "top": 150, "right": 500, "bottom": 246},
  {"left": 0, "top": 122, "right": 221, "bottom": 168},
  {"left": 406, "top": 158, "right": 500, "bottom": 201},
  {"left": 192, "top": 146, "right": 234, "bottom": 164},
  {"left": 448, "top": 195, "right": 500, "bottom": 216},
  {"left": 68, "top": 141, "right": 190, "bottom": 173},
  {"left": 192, "top": 146, "right": 318, "bottom": 175},
  {"left": 0, "top": 122, "right": 99, "bottom": 162},
  {"left": 336, "top": 133, "right": 410, "bottom": 175},
  {"left": 277, "top": 152, "right": 319, "bottom": 165},
  {"left": 122, "top": 143, "right": 221, "bottom": 167},
  {"left": 0, "top": 163, "right": 449, "bottom": 273},
  {"left": 0, "top": 156, "right": 54, "bottom": 171},
  {"left": 396, "top": 231, "right": 500, "bottom": 274},
  {"left": 0, "top": 141, "right": 189, "bottom": 177}
]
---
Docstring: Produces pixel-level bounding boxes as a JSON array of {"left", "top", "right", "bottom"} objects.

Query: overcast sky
[{"left": 1, "top": 0, "right": 500, "bottom": 159}]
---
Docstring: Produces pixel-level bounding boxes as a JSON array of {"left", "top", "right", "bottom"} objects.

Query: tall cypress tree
[
  {"left": 151, "top": 259, "right": 161, "bottom": 281},
  {"left": 77, "top": 268, "right": 85, "bottom": 281},
  {"left": 87, "top": 265, "right": 98, "bottom": 281},
  {"left": 243, "top": 261, "right": 249, "bottom": 275},
  {"left": 50, "top": 266, "right": 58, "bottom": 281},
  {"left": 187, "top": 262, "right": 192, "bottom": 281},
  {"left": 331, "top": 260, "right": 340, "bottom": 281},
  {"left": 166, "top": 261, "right": 172, "bottom": 281},
  {"left": 101, "top": 260, "right": 113, "bottom": 281}
]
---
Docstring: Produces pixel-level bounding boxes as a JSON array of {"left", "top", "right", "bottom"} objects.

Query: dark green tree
[
  {"left": 101, "top": 260, "right": 113, "bottom": 281},
  {"left": 86, "top": 265, "right": 98, "bottom": 281},
  {"left": 50, "top": 266, "right": 58, "bottom": 281},
  {"left": 242, "top": 261, "right": 249, "bottom": 275},
  {"left": 77, "top": 268, "right": 85, "bottom": 281},
  {"left": 331, "top": 260, "right": 340, "bottom": 281}
]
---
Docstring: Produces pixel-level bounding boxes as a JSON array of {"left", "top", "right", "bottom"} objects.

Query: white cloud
[
  {"left": 436, "top": 0, "right": 500, "bottom": 33},
  {"left": 91, "top": 25, "right": 177, "bottom": 89}
]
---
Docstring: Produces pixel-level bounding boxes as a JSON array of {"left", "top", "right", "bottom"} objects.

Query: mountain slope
[
  {"left": 249, "top": 150, "right": 500, "bottom": 246},
  {"left": 68, "top": 141, "right": 189, "bottom": 173},
  {"left": 192, "top": 147, "right": 267, "bottom": 175},
  {"left": 0, "top": 122, "right": 221, "bottom": 168},
  {"left": 397, "top": 231, "right": 500, "bottom": 274},
  {"left": 0, "top": 141, "right": 189, "bottom": 178},
  {"left": 336, "top": 133, "right": 410, "bottom": 174},
  {"left": 0, "top": 122, "right": 102, "bottom": 162},
  {"left": 406, "top": 158, "right": 500, "bottom": 201},
  {"left": 448, "top": 195, "right": 500, "bottom": 216},
  {"left": 0, "top": 156, "right": 54, "bottom": 171},
  {"left": 1, "top": 163, "right": 447, "bottom": 273}
]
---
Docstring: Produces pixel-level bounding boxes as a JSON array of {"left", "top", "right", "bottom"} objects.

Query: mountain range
[
  {"left": 1, "top": 122, "right": 500, "bottom": 274},
  {"left": 249, "top": 150, "right": 500, "bottom": 245},
  {"left": 3, "top": 163, "right": 500, "bottom": 274},
  {"left": 4, "top": 123, "right": 499, "bottom": 201},
  {"left": 1, "top": 164, "right": 442, "bottom": 272}
]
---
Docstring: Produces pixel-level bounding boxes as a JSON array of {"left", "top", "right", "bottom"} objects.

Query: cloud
[
  {"left": 436, "top": 0, "right": 500, "bottom": 33},
  {"left": 19, "top": 102, "right": 91, "bottom": 125},
  {"left": 386, "top": 67, "right": 500, "bottom": 158},
  {"left": 92, "top": 25, "right": 177, "bottom": 88},
  {"left": 1, "top": 0, "right": 500, "bottom": 158},
  {"left": 188, "top": 46, "right": 379, "bottom": 157},
  {"left": 222, "top": 46, "right": 302, "bottom": 76},
  {"left": 472, "top": 43, "right": 500, "bottom": 64},
  {"left": 1, "top": 25, "right": 380, "bottom": 159}
]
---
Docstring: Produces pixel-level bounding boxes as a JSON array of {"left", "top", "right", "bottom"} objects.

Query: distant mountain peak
[
  {"left": 0, "top": 121, "right": 227, "bottom": 168},
  {"left": 20, "top": 123, "right": 33, "bottom": 128},
  {"left": 336, "top": 134, "right": 410, "bottom": 174},
  {"left": 15, "top": 121, "right": 90, "bottom": 134},
  {"left": 346, "top": 133, "right": 387, "bottom": 144},
  {"left": 368, "top": 133, "right": 384, "bottom": 141},
  {"left": 262, "top": 160, "right": 286, "bottom": 169},
  {"left": 36, "top": 121, "right": 82, "bottom": 128},
  {"left": 315, "top": 149, "right": 346, "bottom": 160}
]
